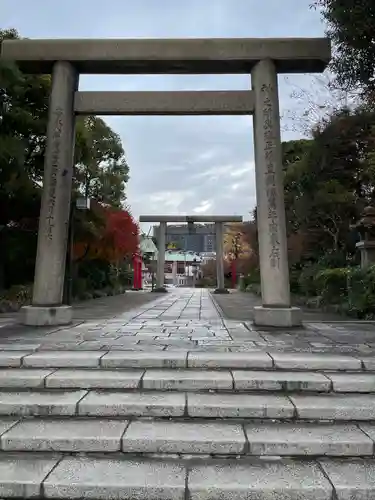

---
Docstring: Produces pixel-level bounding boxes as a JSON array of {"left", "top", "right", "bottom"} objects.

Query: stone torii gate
[
  {"left": 139, "top": 215, "right": 243, "bottom": 293},
  {"left": 0, "top": 37, "right": 331, "bottom": 327}
]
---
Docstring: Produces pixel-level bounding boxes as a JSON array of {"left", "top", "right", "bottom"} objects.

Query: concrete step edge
[
  {"left": 0, "top": 390, "right": 372, "bottom": 421},
  {"left": 0, "top": 367, "right": 373, "bottom": 394},
  {"left": 0, "top": 418, "right": 373, "bottom": 458},
  {"left": 0, "top": 349, "right": 372, "bottom": 372},
  {"left": 1, "top": 453, "right": 374, "bottom": 499}
]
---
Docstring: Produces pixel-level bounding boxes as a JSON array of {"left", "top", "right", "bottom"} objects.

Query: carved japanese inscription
[
  {"left": 261, "top": 83, "right": 280, "bottom": 269},
  {"left": 45, "top": 106, "right": 64, "bottom": 241}
]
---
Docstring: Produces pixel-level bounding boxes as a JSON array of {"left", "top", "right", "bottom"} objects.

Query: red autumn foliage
[
  {"left": 74, "top": 204, "right": 139, "bottom": 262},
  {"left": 102, "top": 207, "right": 139, "bottom": 260}
]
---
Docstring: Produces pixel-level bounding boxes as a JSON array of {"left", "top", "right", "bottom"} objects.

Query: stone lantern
[
  {"left": 355, "top": 206, "right": 375, "bottom": 268},
  {"left": 191, "top": 257, "right": 199, "bottom": 288}
]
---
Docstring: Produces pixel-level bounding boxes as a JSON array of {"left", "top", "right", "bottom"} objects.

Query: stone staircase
[{"left": 0, "top": 348, "right": 374, "bottom": 498}]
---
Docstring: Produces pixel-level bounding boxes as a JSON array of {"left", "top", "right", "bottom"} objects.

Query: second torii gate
[{"left": 139, "top": 215, "right": 243, "bottom": 293}]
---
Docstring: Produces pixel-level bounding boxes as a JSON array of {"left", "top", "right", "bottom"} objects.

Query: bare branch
[{"left": 281, "top": 71, "right": 362, "bottom": 135}]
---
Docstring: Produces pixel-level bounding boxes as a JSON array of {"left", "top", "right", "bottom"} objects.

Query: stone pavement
[
  {"left": 0, "top": 288, "right": 375, "bottom": 498},
  {"left": 214, "top": 288, "right": 351, "bottom": 322},
  {"left": 0, "top": 288, "right": 164, "bottom": 327}
]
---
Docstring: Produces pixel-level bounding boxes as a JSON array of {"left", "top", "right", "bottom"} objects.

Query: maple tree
[{"left": 74, "top": 204, "right": 139, "bottom": 263}]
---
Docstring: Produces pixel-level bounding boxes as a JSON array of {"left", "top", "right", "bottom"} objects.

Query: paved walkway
[
  {"left": 0, "top": 289, "right": 163, "bottom": 325},
  {"left": 0, "top": 288, "right": 375, "bottom": 358},
  {"left": 213, "top": 289, "right": 350, "bottom": 322}
]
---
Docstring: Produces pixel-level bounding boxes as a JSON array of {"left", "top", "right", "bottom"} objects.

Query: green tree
[
  {"left": 315, "top": 0, "right": 375, "bottom": 96},
  {"left": 283, "top": 107, "right": 375, "bottom": 263},
  {"left": 0, "top": 28, "right": 131, "bottom": 291},
  {"left": 0, "top": 28, "right": 49, "bottom": 226},
  {"left": 0, "top": 28, "right": 50, "bottom": 288},
  {"left": 75, "top": 116, "right": 129, "bottom": 208}
]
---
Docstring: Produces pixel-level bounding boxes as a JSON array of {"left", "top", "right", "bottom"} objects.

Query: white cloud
[
  {"left": 2, "top": 0, "right": 325, "bottom": 231},
  {"left": 193, "top": 200, "right": 213, "bottom": 214},
  {"left": 230, "top": 162, "right": 255, "bottom": 178},
  {"left": 148, "top": 190, "right": 194, "bottom": 212}
]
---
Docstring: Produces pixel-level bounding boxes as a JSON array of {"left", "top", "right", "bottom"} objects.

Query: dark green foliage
[
  {"left": 246, "top": 106, "right": 375, "bottom": 317},
  {"left": 0, "top": 28, "right": 131, "bottom": 299},
  {"left": 314, "top": 0, "right": 375, "bottom": 95},
  {"left": 314, "top": 268, "right": 349, "bottom": 304}
]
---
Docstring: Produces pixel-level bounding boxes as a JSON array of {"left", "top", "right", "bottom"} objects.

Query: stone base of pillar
[
  {"left": 152, "top": 287, "right": 168, "bottom": 293},
  {"left": 21, "top": 305, "right": 73, "bottom": 326},
  {"left": 253, "top": 306, "right": 302, "bottom": 328},
  {"left": 213, "top": 288, "right": 230, "bottom": 294}
]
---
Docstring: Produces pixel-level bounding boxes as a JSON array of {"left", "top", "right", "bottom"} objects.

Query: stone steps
[
  {"left": 1, "top": 453, "right": 375, "bottom": 499},
  {"left": 0, "top": 347, "right": 375, "bottom": 498},
  {"left": 0, "top": 388, "right": 374, "bottom": 420},
  {"left": 0, "top": 366, "right": 374, "bottom": 393},
  {"left": 0, "top": 417, "right": 374, "bottom": 457},
  {"left": 0, "top": 349, "right": 372, "bottom": 371}
]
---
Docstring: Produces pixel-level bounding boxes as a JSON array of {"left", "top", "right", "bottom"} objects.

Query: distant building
[
  {"left": 164, "top": 250, "right": 202, "bottom": 286},
  {"left": 153, "top": 224, "right": 216, "bottom": 253},
  {"left": 200, "top": 252, "right": 216, "bottom": 264}
]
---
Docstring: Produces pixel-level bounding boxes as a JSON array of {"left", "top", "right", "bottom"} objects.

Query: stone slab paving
[
  {"left": 0, "top": 368, "right": 55, "bottom": 388},
  {"left": 291, "top": 394, "right": 375, "bottom": 420},
  {"left": 0, "top": 453, "right": 61, "bottom": 498},
  {"left": 3, "top": 453, "right": 375, "bottom": 499},
  {"left": 2, "top": 348, "right": 375, "bottom": 372},
  {"left": 327, "top": 373, "right": 375, "bottom": 392},
  {"left": 187, "top": 351, "right": 273, "bottom": 368},
  {"left": 0, "top": 288, "right": 374, "bottom": 358},
  {"left": 2, "top": 418, "right": 375, "bottom": 457},
  {"left": 2, "top": 367, "right": 375, "bottom": 394},
  {"left": 101, "top": 350, "right": 188, "bottom": 368},
  {"left": 142, "top": 369, "right": 233, "bottom": 391},
  {"left": 3, "top": 389, "right": 375, "bottom": 420},
  {"left": 1, "top": 418, "right": 129, "bottom": 452},
  {"left": 0, "top": 289, "right": 375, "bottom": 498},
  {"left": 0, "top": 390, "right": 87, "bottom": 416},
  {"left": 232, "top": 370, "right": 331, "bottom": 392},
  {"left": 78, "top": 391, "right": 186, "bottom": 417},
  {"left": 319, "top": 459, "right": 375, "bottom": 500},
  {"left": 187, "top": 393, "right": 295, "bottom": 419},
  {"left": 122, "top": 420, "right": 246, "bottom": 455},
  {"left": 244, "top": 422, "right": 374, "bottom": 456},
  {"left": 43, "top": 457, "right": 187, "bottom": 500},
  {"left": 45, "top": 368, "right": 144, "bottom": 389},
  {"left": 188, "top": 460, "right": 333, "bottom": 500}
]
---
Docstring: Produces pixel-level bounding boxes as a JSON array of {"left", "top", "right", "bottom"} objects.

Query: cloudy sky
[{"left": 2, "top": 0, "right": 327, "bottom": 228}]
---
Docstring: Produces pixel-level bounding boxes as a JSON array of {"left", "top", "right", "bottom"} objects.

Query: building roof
[
  {"left": 140, "top": 236, "right": 158, "bottom": 255},
  {"left": 165, "top": 251, "right": 202, "bottom": 262}
]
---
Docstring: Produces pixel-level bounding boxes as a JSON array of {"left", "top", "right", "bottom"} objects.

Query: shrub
[
  {"left": 77, "top": 291, "right": 94, "bottom": 301},
  {"left": 246, "top": 283, "right": 261, "bottom": 295},
  {"left": 0, "top": 284, "right": 32, "bottom": 311},
  {"left": 314, "top": 268, "right": 349, "bottom": 305},
  {"left": 289, "top": 266, "right": 302, "bottom": 294},
  {"left": 347, "top": 265, "right": 375, "bottom": 318},
  {"left": 116, "top": 263, "right": 133, "bottom": 287},
  {"left": 297, "top": 263, "right": 324, "bottom": 297},
  {"left": 195, "top": 277, "right": 216, "bottom": 288},
  {"left": 240, "top": 269, "right": 260, "bottom": 291}
]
